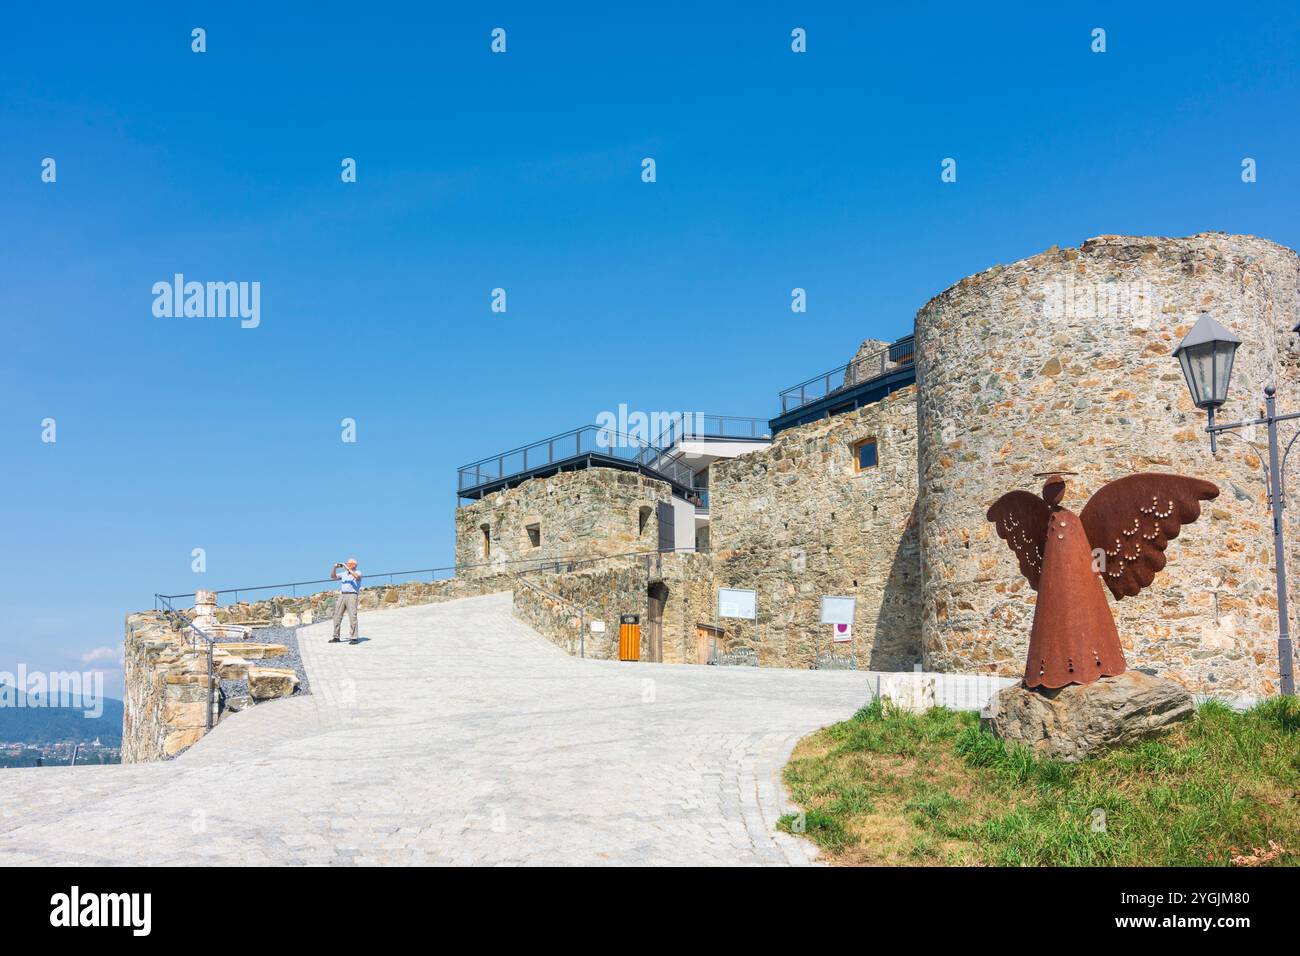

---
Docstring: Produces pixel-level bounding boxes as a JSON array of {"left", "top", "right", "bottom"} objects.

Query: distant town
[
  {"left": 0, "top": 738, "right": 121, "bottom": 769},
  {"left": 0, "top": 687, "right": 123, "bottom": 768}
]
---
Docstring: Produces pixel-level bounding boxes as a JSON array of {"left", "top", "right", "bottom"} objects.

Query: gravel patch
[{"left": 216, "top": 623, "right": 311, "bottom": 715}]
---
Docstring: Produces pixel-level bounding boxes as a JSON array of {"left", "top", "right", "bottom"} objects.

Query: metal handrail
[
  {"left": 777, "top": 338, "right": 916, "bottom": 414},
  {"left": 153, "top": 594, "right": 222, "bottom": 732},
  {"left": 456, "top": 424, "right": 695, "bottom": 493},
  {"left": 155, "top": 564, "right": 464, "bottom": 607},
  {"left": 648, "top": 414, "right": 772, "bottom": 451},
  {"left": 508, "top": 573, "right": 591, "bottom": 658},
  {"left": 154, "top": 546, "right": 711, "bottom": 607}
]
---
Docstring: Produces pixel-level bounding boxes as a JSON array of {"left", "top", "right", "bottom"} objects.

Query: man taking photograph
[{"left": 330, "top": 558, "right": 362, "bottom": 644}]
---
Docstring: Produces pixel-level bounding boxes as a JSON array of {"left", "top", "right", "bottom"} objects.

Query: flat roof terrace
[
  {"left": 456, "top": 424, "right": 695, "bottom": 503},
  {"left": 769, "top": 335, "right": 915, "bottom": 434},
  {"left": 456, "top": 417, "right": 772, "bottom": 504}
]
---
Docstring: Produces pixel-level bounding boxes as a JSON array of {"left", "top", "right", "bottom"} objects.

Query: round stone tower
[{"left": 915, "top": 233, "right": 1300, "bottom": 699}]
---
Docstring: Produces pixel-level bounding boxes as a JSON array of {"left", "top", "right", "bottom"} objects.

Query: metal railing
[
  {"left": 509, "top": 573, "right": 591, "bottom": 658},
  {"left": 649, "top": 414, "right": 771, "bottom": 451},
  {"left": 154, "top": 594, "right": 222, "bottom": 731},
  {"left": 778, "top": 337, "right": 915, "bottom": 414},
  {"left": 156, "top": 565, "right": 463, "bottom": 608},
  {"left": 713, "top": 646, "right": 759, "bottom": 667},
  {"left": 154, "top": 546, "right": 712, "bottom": 610},
  {"left": 812, "top": 650, "right": 858, "bottom": 671},
  {"left": 457, "top": 425, "right": 695, "bottom": 495}
]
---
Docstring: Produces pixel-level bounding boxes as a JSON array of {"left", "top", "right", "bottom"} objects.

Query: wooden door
[
  {"left": 646, "top": 583, "right": 669, "bottom": 663},
  {"left": 694, "top": 624, "right": 723, "bottom": 664}
]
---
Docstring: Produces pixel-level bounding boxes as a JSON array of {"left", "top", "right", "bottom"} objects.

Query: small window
[
  {"left": 480, "top": 523, "right": 491, "bottom": 559},
  {"left": 853, "top": 438, "right": 878, "bottom": 472},
  {"left": 638, "top": 505, "right": 652, "bottom": 534},
  {"left": 526, "top": 523, "right": 541, "bottom": 548}
]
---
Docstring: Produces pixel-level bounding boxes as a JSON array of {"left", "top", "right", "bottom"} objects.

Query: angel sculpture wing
[
  {"left": 1080, "top": 473, "right": 1219, "bottom": 600},
  {"left": 986, "top": 490, "right": 1053, "bottom": 590}
]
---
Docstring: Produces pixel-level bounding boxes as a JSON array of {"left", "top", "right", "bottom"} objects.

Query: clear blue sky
[{"left": 3, "top": 1, "right": 1298, "bottom": 698}]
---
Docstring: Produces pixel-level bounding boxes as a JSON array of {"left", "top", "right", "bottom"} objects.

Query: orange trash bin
[{"left": 618, "top": 614, "right": 641, "bottom": 661}]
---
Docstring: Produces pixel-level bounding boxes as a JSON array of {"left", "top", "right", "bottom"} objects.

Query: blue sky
[{"left": 3, "top": 2, "right": 1298, "bottom": 697}]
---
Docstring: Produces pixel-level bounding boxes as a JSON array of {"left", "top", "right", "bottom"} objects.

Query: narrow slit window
[
  {"left": 481, "top": 523, "right": 491, "bottom": 559},
  {"left": 638, "top": 505, "right": 652, "bottom": 534},
  {"left": 526, "top": 523, "right": 541, "bottom": 548}
]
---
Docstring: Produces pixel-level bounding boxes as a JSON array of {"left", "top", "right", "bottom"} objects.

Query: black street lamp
[{"left": 1174, "top": 314, "right": 1296, "bottom": 695}]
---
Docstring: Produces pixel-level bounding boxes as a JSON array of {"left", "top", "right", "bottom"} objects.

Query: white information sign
[
  {"left": 717, "top": 588, "right": 757, "bottom": 620},
  {"left": 590, "top": 620, "right": 606, "bottom": 633},
  {"left": 820, "top": 596, "right": 857, "bottom": 626}
]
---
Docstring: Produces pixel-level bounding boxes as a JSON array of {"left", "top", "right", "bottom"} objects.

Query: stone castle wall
[
  {"left": 513, "top": 552, "right": 717, "bottom": 664},
  {"left": 655, "top": 551, "right": 718, "bottom": 664},
  {"left": 915, "top": 233, "right": 1300, "bottom": 698},
  {"left": 515, "top": 561, "right": 649, "bottom": 660},
  {"left": 455, "top": 469, "right": 673, "bottom": 575},
  {"left": 122, "top": 613, "right": 215, "bottom": 762},
  {"left": 708, "top": 386, "right": 922, "bottom": 669}
]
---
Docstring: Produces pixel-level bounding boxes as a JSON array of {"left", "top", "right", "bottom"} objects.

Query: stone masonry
[
  {"left": 708, "top": 386, "right": 922, "bottom": 669},
  {"left": 122, "top": 612, "right": 216, "bottom": 762},
  {"left": 455, "top": 469, "right": 673, "bottom": 575},
  {"left": 916, "top": 233, "right": 1300, "bottom": 698}
]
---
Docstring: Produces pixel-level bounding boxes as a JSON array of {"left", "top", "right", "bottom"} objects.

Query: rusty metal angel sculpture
[{"left": 987, "top": 472, "right": 1219, "bottom": 689}]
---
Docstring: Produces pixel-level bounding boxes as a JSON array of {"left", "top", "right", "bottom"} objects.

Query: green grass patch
[{"left": 779, "top": 696, "right": 1300, "bottom": 866}]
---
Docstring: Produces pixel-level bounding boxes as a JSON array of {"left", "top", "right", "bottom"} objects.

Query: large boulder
[
  {"left": 980, "top": 671, "right": 1195, "bottom": 762},
  {"left": 214, "top": 655, "right": 252, "bottom": 680},
  {"left": 247, "top": 667, "right": 299, "bottom": 701},
  {"left": 212, "top": 642, "right": 289, "bottom": 660}
]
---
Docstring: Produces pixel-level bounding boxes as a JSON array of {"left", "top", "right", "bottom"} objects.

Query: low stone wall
[
  {"left": 122, "top": 613, "right": 215, "bottom": 762},
  {"left": 518, "top": 560, "right": 650, "bottom": 660}
]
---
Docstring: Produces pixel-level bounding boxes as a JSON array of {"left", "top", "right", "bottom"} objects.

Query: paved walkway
[{"left": 0, "top": 593, "right": 878, "bottom": 865}]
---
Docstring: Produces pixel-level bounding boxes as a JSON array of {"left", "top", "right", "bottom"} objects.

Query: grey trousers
[{"left": 332, "top": 592, "right": 359, "bottom": 639}]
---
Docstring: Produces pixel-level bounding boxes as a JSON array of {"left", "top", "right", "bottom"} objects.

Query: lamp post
[{"left": 1174, "top": 313, "right": 1296, "bottom": 695}]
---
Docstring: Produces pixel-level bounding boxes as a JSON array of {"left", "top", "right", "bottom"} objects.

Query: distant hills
[{"left": 0, "top": 685, "right": 123, "bottom": 746}]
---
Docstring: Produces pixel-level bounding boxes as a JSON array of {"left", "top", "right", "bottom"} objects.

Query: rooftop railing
[
  {"left": 649, "top": 414, "right": 772, "bottom": 450},
  {"left": 778, "top": 336, "right": 915, "bottom": 414},
  {"left": 457, "top": 424, "right": 694, "bottom": 496}
]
